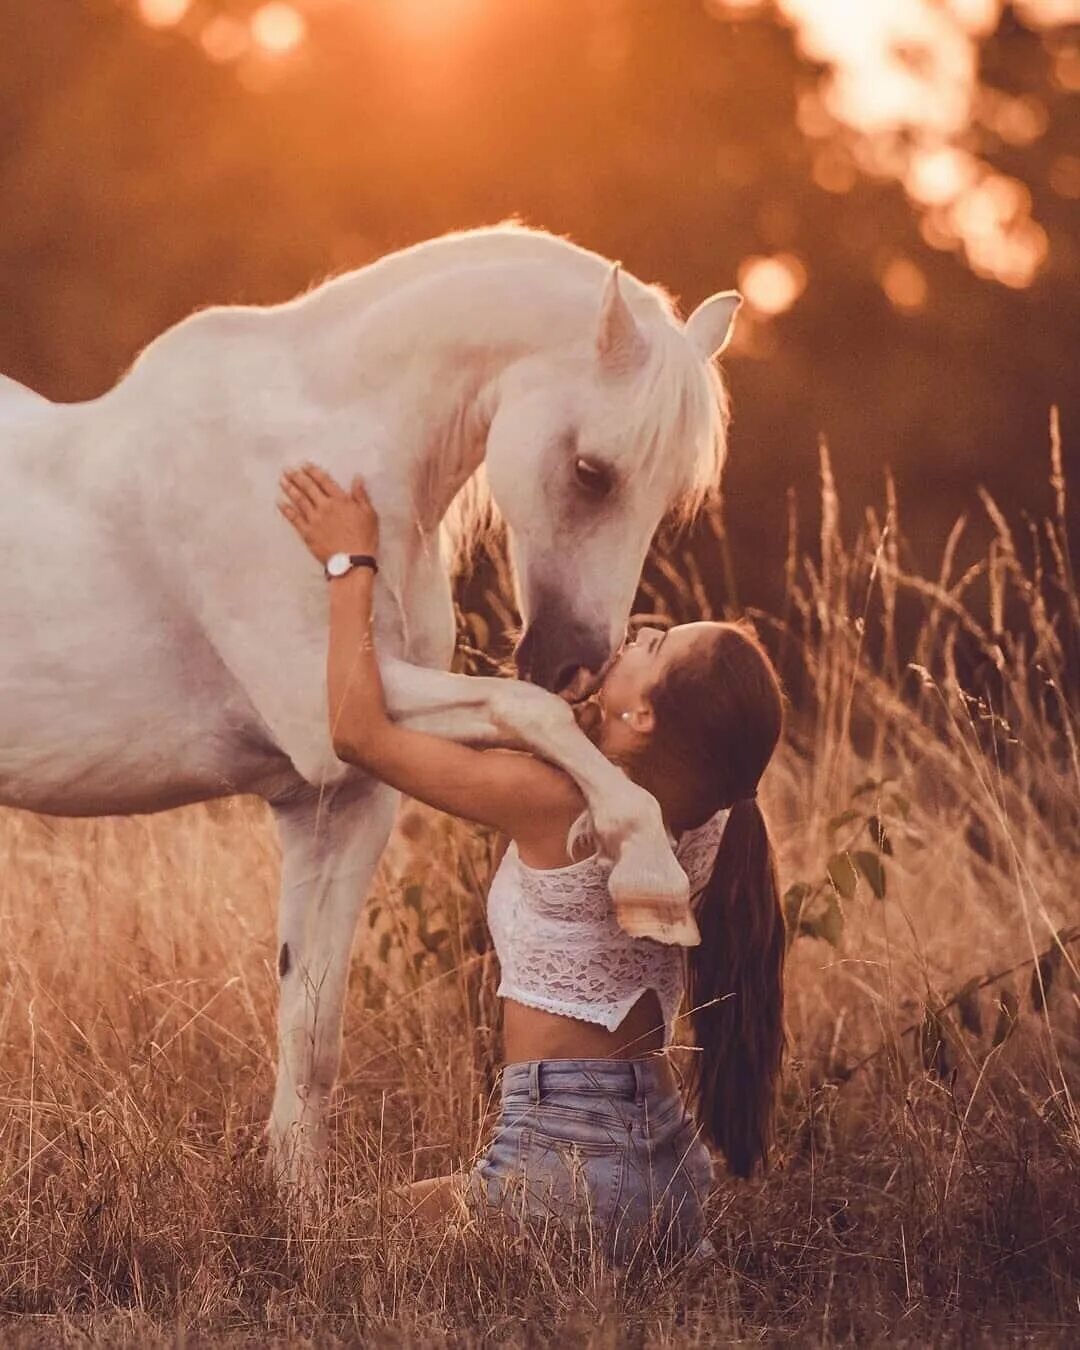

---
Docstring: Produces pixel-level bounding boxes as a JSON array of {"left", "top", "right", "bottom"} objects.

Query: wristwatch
[{"left": 324, "top": 552, "right": 379, "bottom": 580}]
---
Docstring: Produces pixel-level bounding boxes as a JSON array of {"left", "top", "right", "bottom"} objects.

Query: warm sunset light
[
  {"left": 762, "top": 0, "right": 1066, "bottom": 287},
  {"left": 738, "top": 254, "right": 808, "bottom": 316},
  {"left": 378, "top": 0, "right": 485, "bottom": 40},
  {"left": 250, "top": 2, "right": 307, "bottom": 55},
  {"left": 137, "top": 0, "right": 190, "bottom": 29},
  {"left": 7, "top": 3, "right": 1080, "bottom": 1341}
]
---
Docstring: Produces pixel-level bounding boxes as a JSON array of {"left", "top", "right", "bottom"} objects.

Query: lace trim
[
  {"left": 497, "top": 982, "right": 659, "bottom": 1033},
  {"left": 486, "top": 804, "right": 731, "bottom": 1049}
]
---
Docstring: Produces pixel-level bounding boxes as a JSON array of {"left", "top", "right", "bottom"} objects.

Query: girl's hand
[{"left": 278, "top": 463, "right": 379, "bottom": 565}]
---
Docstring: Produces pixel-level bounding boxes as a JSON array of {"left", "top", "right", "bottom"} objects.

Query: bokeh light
[
  {"left": 137, "top": 0, "right": 190, "bottom": 28},
  {"left": 1051, "top": 44, "right": 1080, "bottom": 91},
  {"left": 979, "top": 90, "right": 1049, "bottom": 145},
  {"left": 200, "top": 15, "right": 249, "bottom": 63},
  {"left": 705, "top": 0, "right": 767, "bottom": 13},
  {"left": 124, "top": 1, "right": 1076, "bottom": 292},
  {"left": 1014, "top": 0, "right": 1080, "bottom": 22},
  {"left": 738, "top": 254, "right": 808, "bottom": 315},
  {"left": 749, "top": 0, "right": 1069, "bottom": 288},
  {"left": 811, "top": 146, "right": 857, "bottom": 194},
  {"left": 250, "top": 3, "right": 307, "bottom": 56},
  {"left": 880, "top": 257, "right": 929, "bottom": 313},
  {"left": 905, "top": 147, "right": 977, "bottom": 207}
]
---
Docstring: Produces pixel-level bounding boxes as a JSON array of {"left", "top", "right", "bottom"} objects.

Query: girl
[{"left": 278, "top": 464, "right": 786, "bottom": 1264}]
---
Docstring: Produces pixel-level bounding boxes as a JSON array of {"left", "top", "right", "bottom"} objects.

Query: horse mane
[{"left": 429, "top": 225, "right": 730, "bottom": 575}]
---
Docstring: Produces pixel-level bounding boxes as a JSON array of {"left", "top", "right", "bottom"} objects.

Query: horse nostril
[{"left": 552, "top": 662, "right": 582, "bottom": 695}]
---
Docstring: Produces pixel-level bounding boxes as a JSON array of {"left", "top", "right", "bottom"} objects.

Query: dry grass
[{"left": 1, "top": 432, "right": 1078, "bottom": 1346}]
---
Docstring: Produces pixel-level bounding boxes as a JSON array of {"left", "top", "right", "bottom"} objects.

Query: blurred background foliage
[{"left": 1, "top": 0, "right": 1077, "bottom": 619}]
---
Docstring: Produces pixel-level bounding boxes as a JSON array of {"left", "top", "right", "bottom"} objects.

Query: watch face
[{"left": 326, "top": 553, "right": 350, "bottom": 577}]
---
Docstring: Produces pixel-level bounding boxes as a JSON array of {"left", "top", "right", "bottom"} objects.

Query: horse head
[{"left": 483, "top": 265, "right": 740, "bottom": 696}]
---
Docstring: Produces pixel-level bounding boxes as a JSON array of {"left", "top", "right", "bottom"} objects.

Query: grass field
[{"left": 1, "top": 438, "right": 1077, "bottom": 1346}]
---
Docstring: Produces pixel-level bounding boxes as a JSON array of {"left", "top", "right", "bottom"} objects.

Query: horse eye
[{"left": 574, "top": 457, "right": 612, "bottom": 496}]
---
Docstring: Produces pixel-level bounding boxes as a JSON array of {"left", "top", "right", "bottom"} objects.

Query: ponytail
[{"left": 687, "top": 798, "right": 785, "bottom": 1178}]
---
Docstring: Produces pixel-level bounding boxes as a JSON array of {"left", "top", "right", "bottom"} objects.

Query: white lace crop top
[{"left": 486, "top": 807, "right": 731, "bottom": 1045}]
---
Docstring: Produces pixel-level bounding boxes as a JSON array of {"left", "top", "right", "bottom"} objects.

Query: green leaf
[
  {"left": 819, "top": 893, "right": 844, "bottom": 948},
  {"left": 828, "top": 808, "right": 863, "bottom": 833},
  {"left": 783, "top": 882, "right": 812, "bottom": 922},
  {"left": 1031, "top": 944, "right": 1062, "bottom": 1013},
  {"left": 853, "top": 850, "right": 887, "bottom": 898},
  {"left": 826, "top": 852, "right": 858, "bottom": 899},
  {"left": 867, "top": 815, "right": 893, "bottom": 855},
  {"left": 955, "top": 978, "right": 983, "bottom": 1035}
]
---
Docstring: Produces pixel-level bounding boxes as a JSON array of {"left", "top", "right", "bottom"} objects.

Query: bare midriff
[{"left": 501, "top": 989, "right": 679, "bottom": 1097}]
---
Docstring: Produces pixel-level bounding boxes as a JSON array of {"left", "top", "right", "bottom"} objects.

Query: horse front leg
[
  {"left": 267, "top": 776, "right": 400, "bottom": 1194},
  {"left": 380, "top": 659, "right": 689, "bottom": 917}
]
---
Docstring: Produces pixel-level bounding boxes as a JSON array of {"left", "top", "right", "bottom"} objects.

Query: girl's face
[{"left": 596, "top": 621, "right": 718, "bottom": 751}]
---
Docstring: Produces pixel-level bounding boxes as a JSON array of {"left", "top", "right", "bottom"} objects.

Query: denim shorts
[{"left": 468, "top": 1058, "right": 714, "bottom": 1265}]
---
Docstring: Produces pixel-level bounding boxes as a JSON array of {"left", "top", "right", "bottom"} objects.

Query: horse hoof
[
  {"left": 608, "top": 838, "right": 689, "bottom": 909},
  {"left": 264, "top": 1122, "right": 328, "bottom": 1205}
]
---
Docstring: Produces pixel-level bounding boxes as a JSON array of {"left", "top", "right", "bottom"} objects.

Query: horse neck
[{"left": 301, "top": 254, "right": 624, "bottom": 531}]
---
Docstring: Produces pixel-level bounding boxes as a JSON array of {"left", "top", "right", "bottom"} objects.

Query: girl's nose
[{"left": 625, "top": 613, "right": 674, "bottom": 643}]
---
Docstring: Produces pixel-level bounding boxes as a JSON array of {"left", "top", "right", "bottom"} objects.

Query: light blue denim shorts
[{"left": 469, "top": 1058, "right": 714, "bottom": 1265}]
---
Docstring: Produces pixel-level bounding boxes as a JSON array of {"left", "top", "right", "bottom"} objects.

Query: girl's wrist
[{"left": 331, "top": 543, "right": 377, "bottom": 560}]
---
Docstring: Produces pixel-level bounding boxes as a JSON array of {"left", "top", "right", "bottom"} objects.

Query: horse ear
[
  {"left": 685, "top": 291, "right": 741, "bottom": 361},
  {"left": 596, "top": 265, "right": 648, "bottom": 373}
]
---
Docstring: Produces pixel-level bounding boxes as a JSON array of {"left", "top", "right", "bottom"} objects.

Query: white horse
[{"left": 0, "top": 225, "right": 739, "bottom": 1186}]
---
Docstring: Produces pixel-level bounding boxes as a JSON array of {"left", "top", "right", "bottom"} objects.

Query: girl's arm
[{"left": 278, "top": 465, "right": 583, "bottom": 844}]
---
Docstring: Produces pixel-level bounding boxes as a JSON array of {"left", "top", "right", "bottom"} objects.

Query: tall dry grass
[{"left": 1, "top": 427, "right": 1077, "bottom": 1346}]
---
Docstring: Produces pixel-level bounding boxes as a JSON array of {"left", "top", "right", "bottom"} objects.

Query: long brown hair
[{"left": 648, "top": 621, "right": 786, "bottom": 1178}]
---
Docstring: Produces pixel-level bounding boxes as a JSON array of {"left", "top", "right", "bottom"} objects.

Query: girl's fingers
[
  {"left": 296, "top": 468, "right": 329, "bottom": 509},
  {"left": 303, "top": 463, "right": 343, "bottom": 498},
  {"left": 280, "top": 477, "right": 313, "bottom": 516},
  {"left": 283, "top": 467, "right": 322, "bottom": 510}
]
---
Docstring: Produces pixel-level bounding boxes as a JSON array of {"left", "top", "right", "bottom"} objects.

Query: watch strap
[{"left": 325, "top": 553, "right": 379, "bottom": 579}]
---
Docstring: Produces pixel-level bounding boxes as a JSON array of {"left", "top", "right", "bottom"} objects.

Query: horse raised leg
[
  {"left": 267, "top": 775, "right": 400, "bottom": 1191},
  {"left": 382, "top": 658, "right": 689, "bottom": 911}
]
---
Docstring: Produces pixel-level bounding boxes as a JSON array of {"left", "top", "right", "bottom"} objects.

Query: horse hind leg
[{"left": 266, "top": 775, "right": 399, "bottom": 1197}]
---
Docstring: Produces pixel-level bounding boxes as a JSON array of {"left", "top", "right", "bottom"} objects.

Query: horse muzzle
[{"left": 514, "top": 608, "right": 614, "bottom": 698}]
